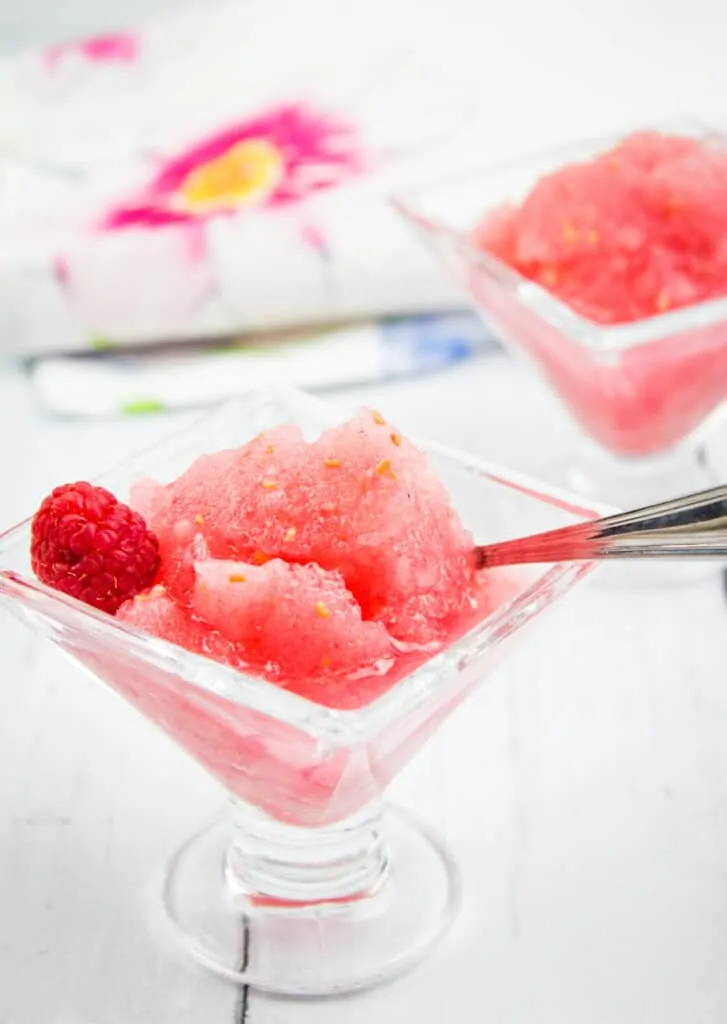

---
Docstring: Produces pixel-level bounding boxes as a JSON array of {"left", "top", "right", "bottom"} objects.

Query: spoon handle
[{"left": 475, "top": 483, "right": 727, "bottom": 568}]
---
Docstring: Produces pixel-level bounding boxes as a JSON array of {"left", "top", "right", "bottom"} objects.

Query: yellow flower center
[{"left": 177, "top": 138, "right": 284, "bottom": 212}]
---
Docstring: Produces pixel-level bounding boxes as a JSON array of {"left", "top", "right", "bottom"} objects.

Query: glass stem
[{"left": 225, "top": 799, "right": 390, "bottom": 908}]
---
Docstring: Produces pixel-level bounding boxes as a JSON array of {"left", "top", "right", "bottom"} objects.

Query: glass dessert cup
[
  {"left": 0, "top": 387, "right": 599, "bottom": 997},
  {"left": 393, "top": 121, "right": 727, "bottom": 511}
]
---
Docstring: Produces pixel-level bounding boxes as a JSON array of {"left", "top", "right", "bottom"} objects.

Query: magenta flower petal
[{"left": 101, "top": 103, "right": 366, "bottom": 231}]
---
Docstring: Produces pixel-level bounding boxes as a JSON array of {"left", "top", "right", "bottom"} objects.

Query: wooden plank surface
[{"left": 2, "top": 357, "right": 727, "bottom": 1023}]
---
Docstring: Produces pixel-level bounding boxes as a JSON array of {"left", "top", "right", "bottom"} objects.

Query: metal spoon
[{"left": 475, "top": 484, "right": 727, "bottom": 569}]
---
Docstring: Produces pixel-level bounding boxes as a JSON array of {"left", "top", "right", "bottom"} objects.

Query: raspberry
[{"left": 31, "top": 482, "right": 160, "bottom": 614}]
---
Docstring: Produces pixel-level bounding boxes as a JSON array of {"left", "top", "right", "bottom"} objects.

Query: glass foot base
[
  {"left": 549, "top": 442, "right": 716, "bottom": 510},
  {"left": 160, "top": 805, "right": 461, "bottom": 996}
]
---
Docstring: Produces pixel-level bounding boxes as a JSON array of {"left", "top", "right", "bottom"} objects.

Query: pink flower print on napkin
[
  {"left": 44, "top": 33, "right": 139, "bottom": 71},
  {"left": 101, "top": 103, "right": 366, "bottom": 229}
]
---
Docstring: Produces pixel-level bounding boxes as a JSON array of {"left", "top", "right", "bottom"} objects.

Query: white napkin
[{"left": 0, "top": 0, "right": 481, "bottom": 355}]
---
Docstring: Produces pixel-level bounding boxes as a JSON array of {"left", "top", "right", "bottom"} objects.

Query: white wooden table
[{"left": 3, "top": 355, "right": 727, "bottom": 1024}]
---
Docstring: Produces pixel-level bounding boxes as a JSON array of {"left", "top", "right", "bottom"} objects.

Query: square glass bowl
[
  {"left": 0, "top": 387, "right": 598, "bottom": 996},
  {"left": 394, "top": 122, "right": 727, "bottom": 507}
]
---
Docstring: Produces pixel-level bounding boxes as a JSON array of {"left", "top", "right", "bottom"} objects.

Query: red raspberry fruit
[{"left": 31, "top": 482, "right": 160, "bottom": 614}]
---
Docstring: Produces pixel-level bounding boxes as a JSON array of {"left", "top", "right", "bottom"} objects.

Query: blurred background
[{"left": 2, "top": 0, "right": 727, "bottom": 515}]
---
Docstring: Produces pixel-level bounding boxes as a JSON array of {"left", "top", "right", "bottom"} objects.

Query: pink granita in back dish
[
  {"left": 454, "top": 129, "right": 727, "bottom": 458},
  {"left": 474, "top": 131, "right": 727, "bottom": 325},
  {"left": 116, "top": 408, "right": 490, "bottom": 710}
]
